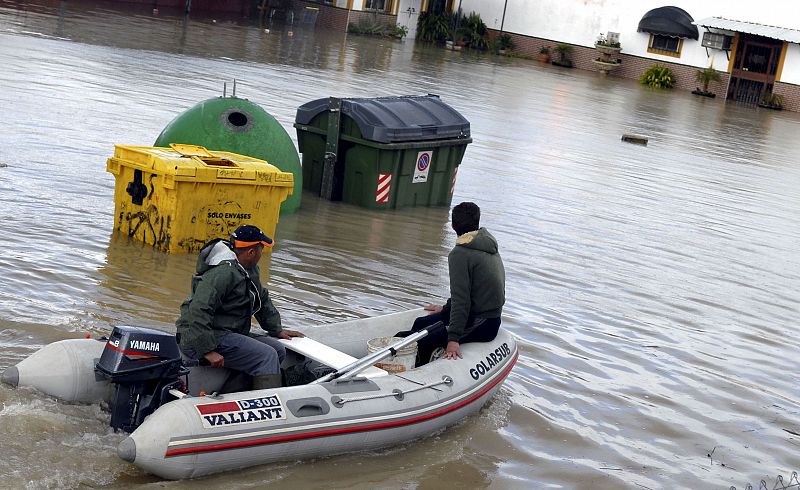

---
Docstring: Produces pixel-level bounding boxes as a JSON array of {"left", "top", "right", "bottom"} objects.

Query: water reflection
[
  {"left": 272, "top": 197, "right": 453, "bottom": 323},
  {"left": 93, "top": 233, "right": 193, "bottom": 330}
]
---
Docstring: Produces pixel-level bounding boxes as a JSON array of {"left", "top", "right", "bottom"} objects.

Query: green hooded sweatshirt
[
  {"left": 447, "top": 227, "right": 505, "bottom": 342},
  {"left": 176, "top": 239, "right": 282, "bottom": 356}
]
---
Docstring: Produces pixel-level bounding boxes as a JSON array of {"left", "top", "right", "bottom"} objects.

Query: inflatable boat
[{"left": 1, "top": 309, "right": 518, "bottom": 479}]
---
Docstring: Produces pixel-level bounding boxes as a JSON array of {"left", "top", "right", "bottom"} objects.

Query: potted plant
[
  {"left": 593, "top": 33, "right": 621, "bottom": 74},
  {"left": 497, "top": 33, "right": 514, "bottom": 54},
  {"left": 758, "top": 93, "right": 784, "bottom": 110},
  {"left": 538, "top": 45, "right": 551, "bottom": 63},
  {"left": 594, "top": 32, "right": 621, "bottom": 54},
  {"left": 692, "top": 65, "right": 721, "bottom": 98},
  {"left": 552, "top": 43, "right": 573, "bottom": 67}
]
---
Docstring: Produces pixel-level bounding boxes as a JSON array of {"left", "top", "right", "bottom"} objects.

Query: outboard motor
[{"left": 95, "top": 326, "right": 187, "bottom": 432}]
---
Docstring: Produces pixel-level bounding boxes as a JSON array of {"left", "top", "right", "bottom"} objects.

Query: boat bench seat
[{"left": 279, "top": 337, "right": 388, "bottom": 378}]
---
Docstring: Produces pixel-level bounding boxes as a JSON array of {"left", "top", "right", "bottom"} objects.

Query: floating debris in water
[
  {"left": 621, "top": 134, "right": 648, "bottom": 145},
  {"left": 731, "top": 471, "right": 799, "bottom": 490}
]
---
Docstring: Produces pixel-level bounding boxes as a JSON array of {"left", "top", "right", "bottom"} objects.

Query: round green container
[{"left": 154, "top": 97, "right": 302, "bottom": 213}]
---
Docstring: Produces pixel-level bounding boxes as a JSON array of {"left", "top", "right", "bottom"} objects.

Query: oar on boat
[{"left": 312, "top": 322, "right": 445, "bottom": 384}]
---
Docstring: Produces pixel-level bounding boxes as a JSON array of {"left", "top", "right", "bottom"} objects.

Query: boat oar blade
[{"left": 313, "top": 321, "right": 444, "bottom": 384}]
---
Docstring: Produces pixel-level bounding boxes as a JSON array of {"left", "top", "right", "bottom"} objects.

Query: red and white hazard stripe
[
  {"left": 450, "top": 167, "right": 458, "bottom": 195},
  {"left": 376, "top": 173, "right": 391, "bottom": 203}
]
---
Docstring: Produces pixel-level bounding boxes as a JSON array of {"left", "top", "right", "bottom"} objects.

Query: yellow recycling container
[{"left": 106, "top": 144, "right": 294, "bottom": 254}]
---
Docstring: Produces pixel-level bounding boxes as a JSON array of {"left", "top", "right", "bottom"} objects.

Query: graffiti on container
[
  {"left": 119, "top": 204, "right": 171, "bottom": 251},
  {"left": 115, "top": 198, "right": 257, "bottom": 253},
  {"left": 177, "top": 237, "right": 210, "bottom": 254}
]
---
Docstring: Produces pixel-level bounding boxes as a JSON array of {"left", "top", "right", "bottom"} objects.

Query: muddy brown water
[{"left": 1, "top": 2, "right": 799, "bottom": 488}]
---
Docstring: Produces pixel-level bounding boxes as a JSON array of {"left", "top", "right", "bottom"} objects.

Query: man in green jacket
[
  {"left": 400, "top": 201, "right": 506, "bottom": 365},
  {"left": 176, "top": 225, "right": 303, "bottom": 389}
]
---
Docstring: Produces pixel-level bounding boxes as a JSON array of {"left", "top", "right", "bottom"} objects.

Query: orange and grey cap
[{"left": 231, "top": 225, "right": 274, "bottom": 249}]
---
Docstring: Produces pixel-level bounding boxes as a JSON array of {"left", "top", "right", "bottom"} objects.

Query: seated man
[
  {"left": 176, "top": 224, "right": 303, "bottom": 389},
  {"left": 401, "top": 202, "right": 506, "bottom": 365}
]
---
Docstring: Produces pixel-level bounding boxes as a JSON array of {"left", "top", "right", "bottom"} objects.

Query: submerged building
[
  {"left": 154, "top": 0, "right": 800, "bottom": 111},
  {"left": 431, "top": 0, "right": 800, "bottom": 112},
  {"left": 294, "top": 0, "right": 800, "bottom": 111}
]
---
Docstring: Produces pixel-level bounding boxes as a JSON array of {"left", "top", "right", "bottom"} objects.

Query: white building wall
[
  {"left": 348, "top": 0, "right": 400, "bottom": 12},
  {"left": 458, "top": 0, "right": 800, "bottom": 84},
  {"left": 781, "top": 43, "right": 800, "bottom": 84},
  {"left": 397, "top": 0, "right": 422, "bottom": 39}
]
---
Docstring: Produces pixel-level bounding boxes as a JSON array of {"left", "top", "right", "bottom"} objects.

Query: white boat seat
[{"left": 279, "top": 337, "right": 388, "bottom": 378}]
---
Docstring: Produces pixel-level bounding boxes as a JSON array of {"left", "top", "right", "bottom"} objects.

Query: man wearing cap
[{"left": 176, "top": 224, "right": 304, "bottom": 389}]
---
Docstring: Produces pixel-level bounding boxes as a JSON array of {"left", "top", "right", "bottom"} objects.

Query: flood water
[{"left": 1, "top": 1, "right": 800, "bottom": 488}]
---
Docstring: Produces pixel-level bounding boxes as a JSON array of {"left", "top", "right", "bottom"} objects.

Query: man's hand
[
  {"left": 443, "top": 341, "right": 462, "bottom": 360},
  {"left": 424, "top": 304, "right": 443, "bottom": 314},
  {"left": 277, "top": 329, "right": 305, "bottom": 340},
  {"left": 204, "top": 351, "right": 224, "bottom": 368}
]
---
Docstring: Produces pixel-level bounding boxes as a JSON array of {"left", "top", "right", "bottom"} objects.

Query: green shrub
[
  {"left": 348, "top": 21, "right": 408, "bottom": 39},
  {"left": 417, "top": 10, "right": 488, "bottom": 49},
  {"left": 499, "top": 34, "right": 514, "bottom": 50},
  {"left": 390, "top": 24, "right": 409, "bottom": 38},
  {"left": 458, "top": 12, "right": 489, "bottom": 49},
  {"left": 417, "top": 11, "right": 452, "bottom": 42},
  {"left": 695, "top": 65, "right": 721, "bottom": 92},
  {"left": 554, "top": 43, "right": 572, "bottom": 61},
  {"left": 760, "top": 92, "right": 784, "bottom": 108},
  {"left": 640, "top": 64, "right": 675, "bottom": 89}
]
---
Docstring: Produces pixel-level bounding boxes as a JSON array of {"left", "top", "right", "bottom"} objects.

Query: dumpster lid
[
  {"left": 170, "top": 143, "right": 214, "bottom": 158},
  {"left": 295, "top": 95, "right": 470, "bottom": 144},
  {"left": 167, "top": 143, "right": 240, "bottom": 168}
]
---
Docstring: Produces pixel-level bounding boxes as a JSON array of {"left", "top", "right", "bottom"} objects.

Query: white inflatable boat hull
[{"left": 3, "top": 309, "right": 518, "bottom": 479}]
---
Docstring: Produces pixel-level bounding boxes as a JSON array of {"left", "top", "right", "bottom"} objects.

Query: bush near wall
[
  {"left": 348, "top": 21, "right": 408, "bottom": 38},
  {"left": 484, "top": 29, "right": 739, "bottom": 102},
  {"left": 417, "top": 10, "right": 489, "bottom": 49},
  {"left": 774, "top": 82, "right": 800, "bottom": 112},
  {"left": 640, "top": 65, "right": 675, "bottom": 89}
]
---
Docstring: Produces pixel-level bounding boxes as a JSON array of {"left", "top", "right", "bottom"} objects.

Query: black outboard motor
[{"left": 95, "top": 326, "right": 187, "bottom": 433}]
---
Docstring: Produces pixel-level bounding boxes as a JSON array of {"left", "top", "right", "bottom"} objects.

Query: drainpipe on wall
[
  {"left": 451, "top": 0, "right": 462, "bottom": 46},
  {"left": 496, "top": 0, "right": 508, "bottom": 54}
]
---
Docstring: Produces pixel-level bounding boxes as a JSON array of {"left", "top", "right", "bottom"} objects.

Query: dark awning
[{"left": 638, "top": 6, "right": 699, "bottom": 40}]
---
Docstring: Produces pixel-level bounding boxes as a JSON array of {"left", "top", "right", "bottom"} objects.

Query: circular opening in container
[
  {"left": 227, "top": 111, "right": 248, "bottom": 127},
  {"left": 221, "top": 108, "right": 253, "bottom": 132}
]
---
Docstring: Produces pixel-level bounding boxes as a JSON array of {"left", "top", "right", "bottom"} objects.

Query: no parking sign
[{"left": 412, "top": 150, "right": 433, "bottom": 183}]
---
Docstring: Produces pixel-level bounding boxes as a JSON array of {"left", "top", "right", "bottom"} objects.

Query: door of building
[{"left": 727, "top": 34, "right": 783, "bottom": 105}]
